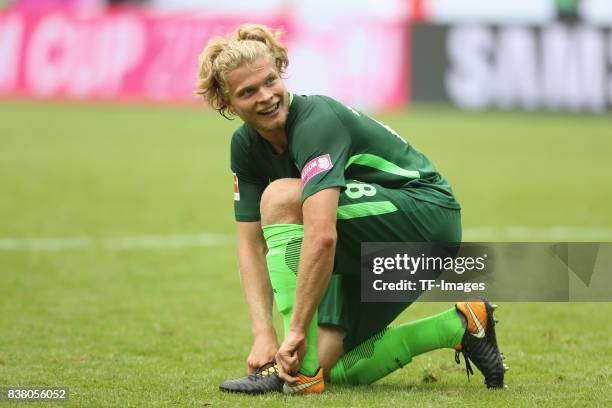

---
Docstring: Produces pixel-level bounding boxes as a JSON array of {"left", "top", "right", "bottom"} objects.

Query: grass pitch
[{"left": 1, "top": 100, "right": 611, "bottom": 407}]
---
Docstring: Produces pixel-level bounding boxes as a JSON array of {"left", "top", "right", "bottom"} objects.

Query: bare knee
[
  {"left": 317, "top": 324, "right": 345, "bottom": 375},
  {"left": 260, "top": 179, "right": 303, "bottom": 226}
]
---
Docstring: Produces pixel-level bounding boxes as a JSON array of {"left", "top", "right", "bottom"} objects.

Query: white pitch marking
[
  {"left": 0, "top": 227, "right": 611, "bottom": 252},
  {"left": 0, "top": 233, "right": 235, "bottom": 252},
  {"left": 463, "top": 227, "right": 612, "bottom": 241}
]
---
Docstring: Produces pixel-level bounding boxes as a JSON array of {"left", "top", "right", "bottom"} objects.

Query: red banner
[{"left": 0, "top": 7, "right": 407, "bottom": 109}]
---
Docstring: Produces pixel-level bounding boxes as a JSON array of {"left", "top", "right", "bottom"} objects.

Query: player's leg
[
  {"left": 259, "top": 178, "right": 320, "bottom": 378},
  {"left": 328, "top": 305, "right": 467, "bottom": 385},
  {"left": 328, "top": 298, "right": 506, "bottom": 388},
  {"left": 320, "top": 181, "right": 504, "bottom": 387},
  {"left": 320, "top": 278, "right": 468, "bottom": 386},
  {"left": 315, "top": 291, "right": 501, "bottom": 388},
  {"left": 316, "top": 323, "right": 345, "bottom": 379}
]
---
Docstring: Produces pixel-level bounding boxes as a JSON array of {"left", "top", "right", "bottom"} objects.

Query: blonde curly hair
[{"left": 195, "top": 24, "right": 289, "bottom": 118}]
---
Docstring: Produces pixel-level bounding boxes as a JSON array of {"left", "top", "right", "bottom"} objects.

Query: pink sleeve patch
[
  {"left": 233, "top": 173, "right": 240, "bottom": 201},
  {"left": 301, "top": 154, "right": 333, "bottom": 187}
]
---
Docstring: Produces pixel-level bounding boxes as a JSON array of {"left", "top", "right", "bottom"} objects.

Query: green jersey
[{"left": 231, "top": 94, "right": 460, "bottom": 222}]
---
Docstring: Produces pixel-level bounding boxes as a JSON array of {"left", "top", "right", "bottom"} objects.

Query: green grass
[{"left": 1, "top": 101, "right": 611, "bottom": 407}]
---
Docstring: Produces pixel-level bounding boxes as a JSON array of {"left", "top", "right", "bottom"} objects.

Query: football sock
[
  {"left": 263, "top": 224, "right": 319, "bottom": 376},
  {"left": 329, "top": 307, "right": 465, "bottom": 385}
]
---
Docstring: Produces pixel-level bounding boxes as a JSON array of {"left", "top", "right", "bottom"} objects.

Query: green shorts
[{"left": 317, "top": 180, "right": 462, "bottom": 351}]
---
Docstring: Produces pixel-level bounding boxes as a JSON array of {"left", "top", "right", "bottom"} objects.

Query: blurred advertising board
[
  {"left": 415, "top": 0, "right": 612, "bottom": 26},
  {"left": 0, "top": 7, "right": 407, "bottom": 109},
  {"left": 411, "top": 23, "right": 612, "bottom": 112}
]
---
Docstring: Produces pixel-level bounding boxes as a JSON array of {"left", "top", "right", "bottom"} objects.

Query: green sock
[
  {"left": 263, "top": 224, "right": 319, "bottom": 376},
  {"left": 330, "top": 308, "right": 465, "bottom": 385}
]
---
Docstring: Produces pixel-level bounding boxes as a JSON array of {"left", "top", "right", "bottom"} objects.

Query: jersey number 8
[{"left": 345, "top": 183, "right": 377, "bottom": 199}]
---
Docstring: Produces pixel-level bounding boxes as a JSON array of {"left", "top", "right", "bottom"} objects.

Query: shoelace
[
  {"left": 455, "top": 350, "right": 474, "bottom": 381},
  {"left": 248, "top": 362, "right": 278, "bottom": 380}
]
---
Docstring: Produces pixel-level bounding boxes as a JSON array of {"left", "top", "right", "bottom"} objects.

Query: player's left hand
[{"left": 275, "top": 329, "right": 307, "bottom": 384}]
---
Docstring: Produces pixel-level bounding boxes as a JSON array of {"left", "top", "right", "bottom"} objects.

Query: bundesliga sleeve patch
[
  {"left": 233, "top": 173, "right": 240, "bottom": 201},
  {"left": 301, "top": 154, "right": 333, "bottom": 187}
]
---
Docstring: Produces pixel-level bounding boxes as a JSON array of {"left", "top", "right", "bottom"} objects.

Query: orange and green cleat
[
  {"left": 455, "top": 297, "right": 508, "bottom": 389},
  {"left": 282, "top": 367, "right": 325, "bottom": 395}
]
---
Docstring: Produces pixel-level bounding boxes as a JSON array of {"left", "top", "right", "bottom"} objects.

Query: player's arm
[
  {"left": 237, "top": 221, "right": 279, "bottom": 373},
  {"left": 291, "top": 187, "right": 339, "bottom": 331},
  {"left": 276, "top": 187, "right": 339, "bottom": 379}
]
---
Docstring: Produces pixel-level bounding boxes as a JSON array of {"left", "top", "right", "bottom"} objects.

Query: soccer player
[{"left": 195, "top": 24, "right": 507, "bottom": 394}]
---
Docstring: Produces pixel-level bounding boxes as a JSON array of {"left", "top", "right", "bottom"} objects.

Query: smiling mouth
[{"left": 258, "top": 101, "right": 281, "bottom": 116}]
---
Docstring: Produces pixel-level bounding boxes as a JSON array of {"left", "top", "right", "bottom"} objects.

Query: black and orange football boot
[
  {"left": 454, "top": 297, "right": 508, "bottom": 389},
  {"left": 219, "top": 362, "right": 284, "bottom": 395},
  {"left": 282, "top": 367, "right": 325, "bottom": 395}
]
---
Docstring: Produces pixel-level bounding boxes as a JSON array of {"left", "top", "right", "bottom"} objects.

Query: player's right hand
[{"left": 247, "top": 332, "right": 279, "bottom": 374}]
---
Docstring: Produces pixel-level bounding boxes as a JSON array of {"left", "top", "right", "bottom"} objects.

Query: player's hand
[
  {"left": 275, "top": 329, "right": 307, "bottom": 384},
  {"left": 247, "top": 332, "right": 279, "bottom": 374}
]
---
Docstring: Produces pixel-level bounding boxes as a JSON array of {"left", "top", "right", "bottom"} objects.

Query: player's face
[{"left": 225, "top": 57, "right": 289, "bottom": 138}]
